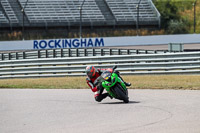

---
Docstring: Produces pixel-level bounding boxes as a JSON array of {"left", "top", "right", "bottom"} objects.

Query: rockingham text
[{"left": 33, "top": 38, "right": 104, "bottom": 49}]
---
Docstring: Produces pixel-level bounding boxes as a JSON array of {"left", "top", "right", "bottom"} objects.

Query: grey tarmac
[{"left": 0, "top": 89, "right": 200, "bottom": 133}]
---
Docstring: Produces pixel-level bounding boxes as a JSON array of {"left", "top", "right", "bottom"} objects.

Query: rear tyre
[{"left": 114, "top": 84, "right": 129, "bottom": 103}]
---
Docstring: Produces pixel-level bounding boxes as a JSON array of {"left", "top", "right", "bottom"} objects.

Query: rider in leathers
[{"left": 86, "top": 65, "right": 131, "bottom": 102}]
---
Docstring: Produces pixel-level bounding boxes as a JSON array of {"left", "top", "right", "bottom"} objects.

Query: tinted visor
[{"left": 87, "top": 71, "right": 93, "bottom": 78}]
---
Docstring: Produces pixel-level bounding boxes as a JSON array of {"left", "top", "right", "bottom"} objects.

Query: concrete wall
[{"left": 0, "top": 34, "right": 200, "bottom": 51}]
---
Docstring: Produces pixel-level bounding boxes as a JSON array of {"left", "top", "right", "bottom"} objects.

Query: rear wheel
[{"left": 113, "top": 84, "right": 129, "bottom": 103}]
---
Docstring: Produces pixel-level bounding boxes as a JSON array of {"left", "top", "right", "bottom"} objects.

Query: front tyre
[{"left": 114, "top": 84, "right": 129, "bottom": 103}]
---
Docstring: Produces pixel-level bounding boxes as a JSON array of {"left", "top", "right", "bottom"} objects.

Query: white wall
[{"left": 0, "top": 34, "right": 200, "bottom": 51}]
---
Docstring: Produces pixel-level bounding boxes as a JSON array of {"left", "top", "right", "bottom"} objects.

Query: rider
[{"left": 86, "top": 65, "right": 131, "bottom": 102}]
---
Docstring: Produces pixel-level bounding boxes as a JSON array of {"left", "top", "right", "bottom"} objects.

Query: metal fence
[
  {"left": 0, "top": 48, "right": 168, "bottom": 61},
  {"left": 0, "top": 51, "right": 199, "bottom": 79}
]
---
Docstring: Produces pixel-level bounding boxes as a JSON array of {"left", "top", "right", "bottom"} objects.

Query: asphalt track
[{"left": 0, "top": 89, "right": 200, "bottom": 133}]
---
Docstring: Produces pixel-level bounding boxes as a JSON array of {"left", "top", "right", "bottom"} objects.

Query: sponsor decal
[{"left": 33, "top": 38, "right": 104, "bottom": 49}]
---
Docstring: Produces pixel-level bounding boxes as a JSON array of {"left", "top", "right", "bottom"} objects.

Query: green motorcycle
[{"left": 96, "top": 66, "right": 129, "bottom": 103}]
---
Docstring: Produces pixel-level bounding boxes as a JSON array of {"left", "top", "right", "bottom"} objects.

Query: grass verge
[{"left": 0, "top": 75, "right": 200, "bottom": 90}]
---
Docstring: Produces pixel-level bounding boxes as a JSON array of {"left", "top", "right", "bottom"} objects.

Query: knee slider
[{"left": 95, "top": 96, "right": 102, "bottom": 102}]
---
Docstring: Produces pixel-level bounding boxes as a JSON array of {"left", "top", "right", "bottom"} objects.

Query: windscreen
[{"left": 101, "top": 71, "right": 111, "bottom": 81}]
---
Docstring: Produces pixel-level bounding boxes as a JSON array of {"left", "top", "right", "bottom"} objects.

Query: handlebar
[{"left": 112, "top": 65, "right": 117, "bottom": 71}]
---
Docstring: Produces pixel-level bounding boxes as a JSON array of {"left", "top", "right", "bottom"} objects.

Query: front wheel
[{"left": 113, "top": 84, "right": 129, "bottom": 103}]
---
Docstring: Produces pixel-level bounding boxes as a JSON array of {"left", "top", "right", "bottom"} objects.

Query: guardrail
[
  {"left": 0, "top": 51, "right": 199, "bottom": 79},
  {"left": 0, "top": 48, "right": 168, "bottom": 61}
]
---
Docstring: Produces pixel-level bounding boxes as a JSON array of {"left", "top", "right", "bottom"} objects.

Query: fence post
[
  {"left": 38, "top": 50, "right": 41, "bottom": 58},
  {"left": 46, "top": 50, "right": 48, "bottom": 58},
  {"left": 101, "top": 49, "right": 103, "bottom": 56},
  {"left": 93, "top": 49, "right": 95, "bottom": 56},
  {"left": 136, "top": 50, "right": 139, "bottom": 54},
  {"left": 68, "top": 49, "right": 71, "bottom": 57},
  {"left": 61, "top": 49, "right": 63, "bottom": 57},
  {"left": 76, "top": 49, "right": 79, "bottom": 57},
  {"left": 23, "top": 52, "right": 26, "bottom": 59},
  {"left": 84, "top": 48, "right": 87, "bottom": 56},
  {"left": 1, "top": 53, "right": 4, "bottom": 60},
  {"left": 53, "top": 49, "right": 56, "bottom": 58},
  {"left": 16, "top": 52, "right": 18, "bottom": 59},
  {"left": 118, "top": 49, "right": 121, "bottom": 55},
  {"left": 9, "top": 53, "right": 11, "bottom": 60}
]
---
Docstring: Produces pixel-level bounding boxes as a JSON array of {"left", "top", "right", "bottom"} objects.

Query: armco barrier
[
  {"left": 0, "top": 52, "right": 199, "bottom": 79},
  {"left": 0, "top": 48, "right": 167, "bottom": 61}
]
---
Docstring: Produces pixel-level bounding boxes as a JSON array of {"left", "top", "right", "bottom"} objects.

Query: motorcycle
[{"left": 95, "top": 66, "right": 129, "bottom": 103}]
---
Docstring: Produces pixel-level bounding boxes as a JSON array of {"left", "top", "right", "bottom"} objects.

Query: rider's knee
[{"left": 95, "top": 96, "right": 101, "bottom": 102}]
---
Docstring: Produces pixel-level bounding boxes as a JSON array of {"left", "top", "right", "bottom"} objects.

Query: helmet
[{"left": 86, "top": 65, "right": 96, "bottom": 78}]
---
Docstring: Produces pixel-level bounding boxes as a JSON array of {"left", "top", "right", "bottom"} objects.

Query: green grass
[{"left": 0, "top": 75, "right": 200, "bottom": 90}]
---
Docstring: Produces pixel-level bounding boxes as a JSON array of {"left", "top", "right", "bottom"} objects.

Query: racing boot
[
  {"left": 116, "top": 72, "right": 131, "bottom": 87},
  {"left": 125, "top": 82, "right": 131, "bottom": 87}
]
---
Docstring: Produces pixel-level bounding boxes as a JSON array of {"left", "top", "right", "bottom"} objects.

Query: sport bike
[{"left": 95, "top": 66, "right": 129, "bottom": 103}]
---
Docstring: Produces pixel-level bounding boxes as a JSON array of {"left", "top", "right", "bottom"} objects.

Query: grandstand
[{"left": 0, "top": 0, "right": 160, "bottom": 28}]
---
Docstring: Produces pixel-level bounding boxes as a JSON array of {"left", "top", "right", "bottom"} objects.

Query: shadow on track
[{"left": 100, "top": 101, "right": 140, "bottom": 104}]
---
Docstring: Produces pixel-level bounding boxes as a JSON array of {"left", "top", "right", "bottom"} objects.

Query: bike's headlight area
[
  {"left": 104, "top": 76, "right": 111, "bottom": 81},
  {"left": 105, "top": 83, "right": 112, "bottom": 86}
]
